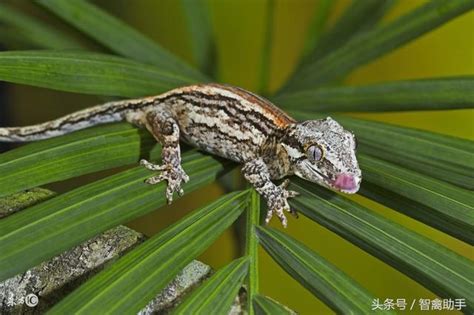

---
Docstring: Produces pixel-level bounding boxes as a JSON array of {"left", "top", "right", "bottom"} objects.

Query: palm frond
[
  {"left": 281, "top": 0, "right": 474, "bottom": 91},
  {"left": 292, "top": 179, "right": 473, "bottom": 312},
  {"left": 175, "top": 257, "right": 249, "bottom": 314},
  {"left": 253, "top": 294, "right": 296, "bottom": 315},
  {"left": 256, "top": 226, "right": 390, "bottom": 314},
  {"left": 48, "top": 191, "right": 249, "bottom": 314},
  {"left": 301, "top": 0, "right": 396, "bottom": 65},
  {"left": 276, "top": 77, "right": 474, "bottom": 112},
  {"left": 37, "top": 0, "right": 207, "bottom": 81},
  {"left": 0, "top": 150, "right": 231, "bottom": 281},
  {"left": 0, "top": 51, "right": 197, "bottom": 97},
  {"left": 0, "top": 1, "right": 472, "bottom": 313},
  {"left": 181, "top": 0, "right": 215, "bottom": 75},
  {"left": 0, "top": 124, "right": 157, "bottom": 197},
  {"left": 0, "top": 2, "right": 84, "bottom": 49}
]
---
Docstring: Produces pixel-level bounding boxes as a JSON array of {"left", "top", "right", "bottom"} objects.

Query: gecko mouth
[
  {"left": 332, "top": 173, "right": 360, "bottom": 194},
  {"left": 300, "top": 162, "right": 360, "bottom": 194}
]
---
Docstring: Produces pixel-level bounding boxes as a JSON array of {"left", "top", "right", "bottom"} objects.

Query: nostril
[{"left": 334, "top": 173, "right": 356, "bottom": 190}]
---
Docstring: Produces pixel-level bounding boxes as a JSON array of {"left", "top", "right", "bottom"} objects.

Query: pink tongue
[{"left": 334, "top": 173, "right": 356, "bottom": 190}]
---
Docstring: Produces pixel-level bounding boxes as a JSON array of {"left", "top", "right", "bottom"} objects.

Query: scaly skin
[{"left": 0, "top": 84, "right": 362, "bottom": 227}]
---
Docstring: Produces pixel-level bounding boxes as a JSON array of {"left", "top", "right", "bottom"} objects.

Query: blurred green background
[{"left": 2, "top": 1, "right": 473, "bottom": 314}]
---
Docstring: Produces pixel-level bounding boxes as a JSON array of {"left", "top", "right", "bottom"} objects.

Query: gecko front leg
[
  {"left": 140, "top": 107, "right": 189, "bottom": 204},
  {"left": 242, "top": 158, "right": 299, "bottom": 227}
]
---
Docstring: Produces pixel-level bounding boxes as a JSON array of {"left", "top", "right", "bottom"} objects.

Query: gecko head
[{"left": 282, "top": 117, "right": 361, "bottom": 194}]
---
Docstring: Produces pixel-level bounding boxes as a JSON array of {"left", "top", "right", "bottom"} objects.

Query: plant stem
[{"left": 245, "top": 189, "right": 260, "bottom": 315}]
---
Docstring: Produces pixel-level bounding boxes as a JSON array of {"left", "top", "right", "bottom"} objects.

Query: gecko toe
[
  {"left": 287, "top": 190, "right": 300, "bottom": 198},
  {"left": 183, "top": 174, "right": 190, "bottom": 183},
  {"left": 276, "top": 209, "right": 288, "bottom": 228},
  {"left": 141, "top": 159, "right": 164, "bottom": 171},
  {"left": 280, "top": 179, "right": 290, "bottom": 189},
  {"left": 145, "top": 175, "right": 164, "bottom": 185},
  {"left": 264, "top": 209, "right": 274, "bottom": 225}
]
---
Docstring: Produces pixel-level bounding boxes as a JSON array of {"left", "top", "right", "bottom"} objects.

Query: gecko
[{"left": 0, "top": 83, "right": 361, "bottom": 227}]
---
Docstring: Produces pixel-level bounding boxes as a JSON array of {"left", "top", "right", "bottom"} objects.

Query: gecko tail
[
  {"left": 0, "top": 101, "right": 134, "bottom": 143},
  {"left": 0, "top": 120, "right": 108, "bottom": 142},
  {"left": 0, "top": 128, "right": 21, "bottom": 142}
]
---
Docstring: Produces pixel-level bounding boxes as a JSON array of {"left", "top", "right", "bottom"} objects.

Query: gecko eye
[{"left": 306, "top": 144, "right": 323, "bottom": 163}]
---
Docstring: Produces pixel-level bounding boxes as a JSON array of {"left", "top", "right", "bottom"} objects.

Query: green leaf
[
  {"left": 341, "top": 115, "right": 474, "bottom": 190},
  {"left": 300, "top": 0, "right": 335, "bottom": 60},
  {"left": 174, "top": 256, "right": 250, "bottom": 315},
  {"left": 291, "top": 179, "right": 474, "bottom": 312},
  {"left": 181, "top": 0, "right": 215, "bottom": 75},
  {"left": 256, "top": 226, "right": 385, "bottom": 314},
  {"left": 258, "top": 0, "right": 276, "bottom": 95},
  {"left": 276, "top": 77, "right": 474, "bottom": 112},
  {"left": 0, "top": 2, "right": 84, "bottom": 49},
  {"left": 359, "top": 154, "right": 474, "bottom": 243},
  {"left": 48, "top": 191, "right": 249, "bottom": 314},
  {"left": 253, "top": 295, "right": 296, "bottom": 315},
  {"left": 0, "top": 123, "right": 158, "bottom": 198},
  {"left": 0, "top": 150, "right": 232, "bottom": 281},
  {"left": 280, "top": 0, "right": 474, "bottom": 92},
  {"left": 0, "top": 27, "right": 36, "bottom": 50},
  {"left": 290, "top": 111, "right": 474, "bottom": 189},
  {"left": 0, "top": 50, "right": 196, "bottom": 97},
  {"left": 359, "top": 182, "right": 472, "bottom": 244},
  {"left": 245, "top": 190, "right": 261, "bottom": 315},
  {"left": 302, "top": 0, "right": 396, "bottom": 65},
  {"left": 37, "top": 0, "right": 207, "bottom": 81}
]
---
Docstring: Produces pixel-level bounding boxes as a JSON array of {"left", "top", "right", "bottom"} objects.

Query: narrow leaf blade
[
  {"left": 253, "top": 295, "right": 296, "bottom": 315},
  {"left": 0, "top": 123, "right": 157, "bottom": 198},
  {"left": 281, "top": 0, "right": 474, "bottom": 91},
  {"left": 291, "top": 179, "right": 474, "bottom": 312},
  {"left": 303, "top": 0, "right": 396, "bottom": 65},
  {"left": 256, "top": 226, "right": 385, "bottom": 314},
  {"left": 0, "top": 150, "right": 232, "bottom": 281},
  {"left": 340, "top": 116, "right": 474, "bottom": 190},
  {"left": 0, "top": 2, "right": 84, "bottom": 49},
  {"left": 174, "top": 257, "right": 249, "bottom": 314},
  {"left": 48, "top": 191, "right": 249, "bottom": 314},
  {"left": 359, "top": 154, "right": 474, "bottom": 244},
  {"left": 300, "top": 0, "right": 335, "bottom": 60},
  {"left": 181, "top": 0, "right": 215, "bottom": 75},
  {"left": 359, "top": 182, "right": 473, "bottom": 244},
  {"left": 37, "top": 0, "right": 207, "bottom": 81},
  {"left": 276, "top": 77, "right": 474, "bottom": 112},
  {"left": 0, "top": 51, "right": 196, "bottom": 97},
  {"left": 258, "top": 0, "right": 275, "bottom": 95}
]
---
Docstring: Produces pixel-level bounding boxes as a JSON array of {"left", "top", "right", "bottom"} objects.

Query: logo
[{"left": 25, "top": 293, "right": 38, "bottom": 307}]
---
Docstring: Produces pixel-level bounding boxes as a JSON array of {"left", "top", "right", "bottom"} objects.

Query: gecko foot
[
  {"left": 140, "top": 159, "right": 189, "bottom": 204},
  {"left": 264, "top": 179, "right": 299, "bottom": 228}
]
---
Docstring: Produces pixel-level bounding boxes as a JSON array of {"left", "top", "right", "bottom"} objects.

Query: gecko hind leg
[{"left": 140, "top": 108, "right": 189, "bottom": 204}]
